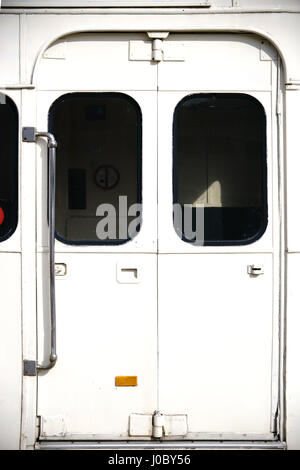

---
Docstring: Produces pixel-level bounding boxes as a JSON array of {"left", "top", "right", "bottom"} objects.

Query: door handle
[
  {"left": 23, "top": 127, "right": 58, "bottom": 371},
  {"left": 247, "top": 264, "right": 264, "bottom": 276},
  {"left": 117, "top": 264, "right": 140, "bottom": 283}
]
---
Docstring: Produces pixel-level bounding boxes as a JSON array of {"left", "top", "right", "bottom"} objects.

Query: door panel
[
  {"left": 38, "top": 253, "right": 157, "bottom": 438},
  {"left": 157, "top": 35, "right": 279, "bottom": 438},
  {"left": 36, "top": 88, "right": 158, "bottom": 437},
  {"left": 158, "top": 253, "right": 273, "bottom": 435},
  {"left": 36, "top": 34, "right": 158, "bottom": 439}
]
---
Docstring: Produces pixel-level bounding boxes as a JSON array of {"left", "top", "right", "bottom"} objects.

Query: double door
[{"left": 36, "top": 33, "right": 280, "bottom": 440}]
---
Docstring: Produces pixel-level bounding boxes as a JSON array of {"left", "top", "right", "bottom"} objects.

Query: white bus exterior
[{"left": 0, "top": 0, "right": 299, "bottom": 450}]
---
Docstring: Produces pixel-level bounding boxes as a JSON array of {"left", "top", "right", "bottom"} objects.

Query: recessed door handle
[
  {"left": 247, "top": 265, "right": 264, "bottom": 276},
  {"left": 117, "top": 264, "right": 140, "bottom": 284},
  {"left": 55, "top": 263, "right": 67, "bottom": 276}
]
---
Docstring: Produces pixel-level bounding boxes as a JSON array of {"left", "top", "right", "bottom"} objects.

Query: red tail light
[{"left": 0, "top": 207, "right": 4, "bottom": 225}]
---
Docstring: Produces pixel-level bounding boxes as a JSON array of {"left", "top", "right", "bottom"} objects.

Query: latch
[{"left": 247, "top": 264, "right": 264, "bottom": 276}]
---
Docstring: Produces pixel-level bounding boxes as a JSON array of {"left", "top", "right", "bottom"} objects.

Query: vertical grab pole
[
  {"left": 22, "top": 128, "right": 58, "bottom": 372},
  {"left": 37, "top": 132, "right": 57, "bottom": 370},
  {"left": 48, "top": 144, "right": 57, "bottom": 366}
]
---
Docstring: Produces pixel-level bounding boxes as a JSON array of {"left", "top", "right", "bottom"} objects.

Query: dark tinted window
[
  {"left": 49, "top": 93, "right": 142, "bottom": 245},
  {"left": 173, "top": 94, "right": 267, "bottom": 245},
  {"left": 0, "top": 94, "right": 18, "bottom": 242}
]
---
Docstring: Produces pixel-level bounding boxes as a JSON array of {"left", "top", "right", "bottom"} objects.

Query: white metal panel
[
  {"left": 129, "top": 413, "right": 152, "bottom": 436},
  {"left": 36, "top": 33, "right": 158, "bottom": 438},
  {"left": 6, "top": 0, "right": 300, "bottom": 8},
  {"left": 0, "top": 254, "right": 22, "bottom": 450},
  {"left": 158, "top": 34, "right": 272, "bottom": 92},
  {"left": 36, "top": 34, "right": 157, "bottom": 91},
  {"left": 0, "top": 15, "right": 20, "bottom": 86},
  {"left": 157, "top": 35, "right": 279, "bottom": 438},
  {"left": 2, "top": 1, "right": 210, "bottom": 7},
  {"left": 164, "top": 414, "right": 188, "bottom": 436},
  {"left": 286, "top": 253, "right": 300, "bottom": 449},
  {"left": 19, "top": 89, "right": 39, "bottom": 450},
  {"left": 238, "top": 0, "right": 300, "bottom": 8},
  {"left": 158, "top": 253, "right": 274, "bottom": 434},
  {"left": 3, "top": 0, "right": 300, "bottom": 8},
  {"left": 20, "top": 10, "right": 300, "bottom": 86},
  {"left": 285, "top": 90, "right": 300, "bottom": 252},
  {"left": 37, "top": 253, "right": 157, "bottom": 438}
]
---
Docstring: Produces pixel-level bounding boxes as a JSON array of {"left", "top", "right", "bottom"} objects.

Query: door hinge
[
  {"left": 152, "top": 410, "right": 164, "bottom": 438},
  {"left": 129, "top": 33, "right": 184, "bottom": 63},
  {"left": 147, "top": 33, "right": 169, "bottom": 62},
  {"left": 129, "top": 412, "right": 188, "bottom": 438}
]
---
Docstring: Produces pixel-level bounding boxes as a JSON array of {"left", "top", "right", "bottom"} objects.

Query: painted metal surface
[
  {"left": 0, "top": 254, "right": 22, "bottom": 450},
  {"left": 36, "top": 440, "right": 287, "bottom": 450},
  {"left": 35, "top": 43, "right": 158, "bottom": 437},
  {"left": 1, "top": 1, "right": 211, "bottom": 7},
  {"left": 0, "top": 3, "right": 299, "bottom": 450},
  {"left": 33, "top": 32, "right": 279, "bottom": 441},
  {"left": 1, "top": 0, "right": 300, "bottom": 11},
  {"left": 156, "top": 35, "right": 278, "bottom": 437}
]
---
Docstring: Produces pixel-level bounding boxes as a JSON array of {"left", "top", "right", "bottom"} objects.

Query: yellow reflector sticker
[{"left": 115, "top": 376, "right": 138, "bottom": 387}]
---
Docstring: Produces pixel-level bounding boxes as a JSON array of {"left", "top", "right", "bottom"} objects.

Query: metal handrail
[
  {"left": 22, "top": 127, "right": 57, "bottom": 371},
  {"left": 36, "top": 132, "right": 57, "bottom": 370}
]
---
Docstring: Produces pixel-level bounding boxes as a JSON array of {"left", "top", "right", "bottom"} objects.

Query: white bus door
[
  {"left": 36, "top": 34, "right": 158, "bottom": 440},
  {"left": 158, "top": 35, "right": 279, "bottom": 439},
  {"left": 157, "top": 34, "right": 280, "bottom": 439},
  {"left": 35, "top": 33, "right": 280, "bottom": 441}
]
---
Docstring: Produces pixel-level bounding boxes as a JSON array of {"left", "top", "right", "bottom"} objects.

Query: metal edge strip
[{"left": 36, "top": 441, "right": 287, "bottom": 450}]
